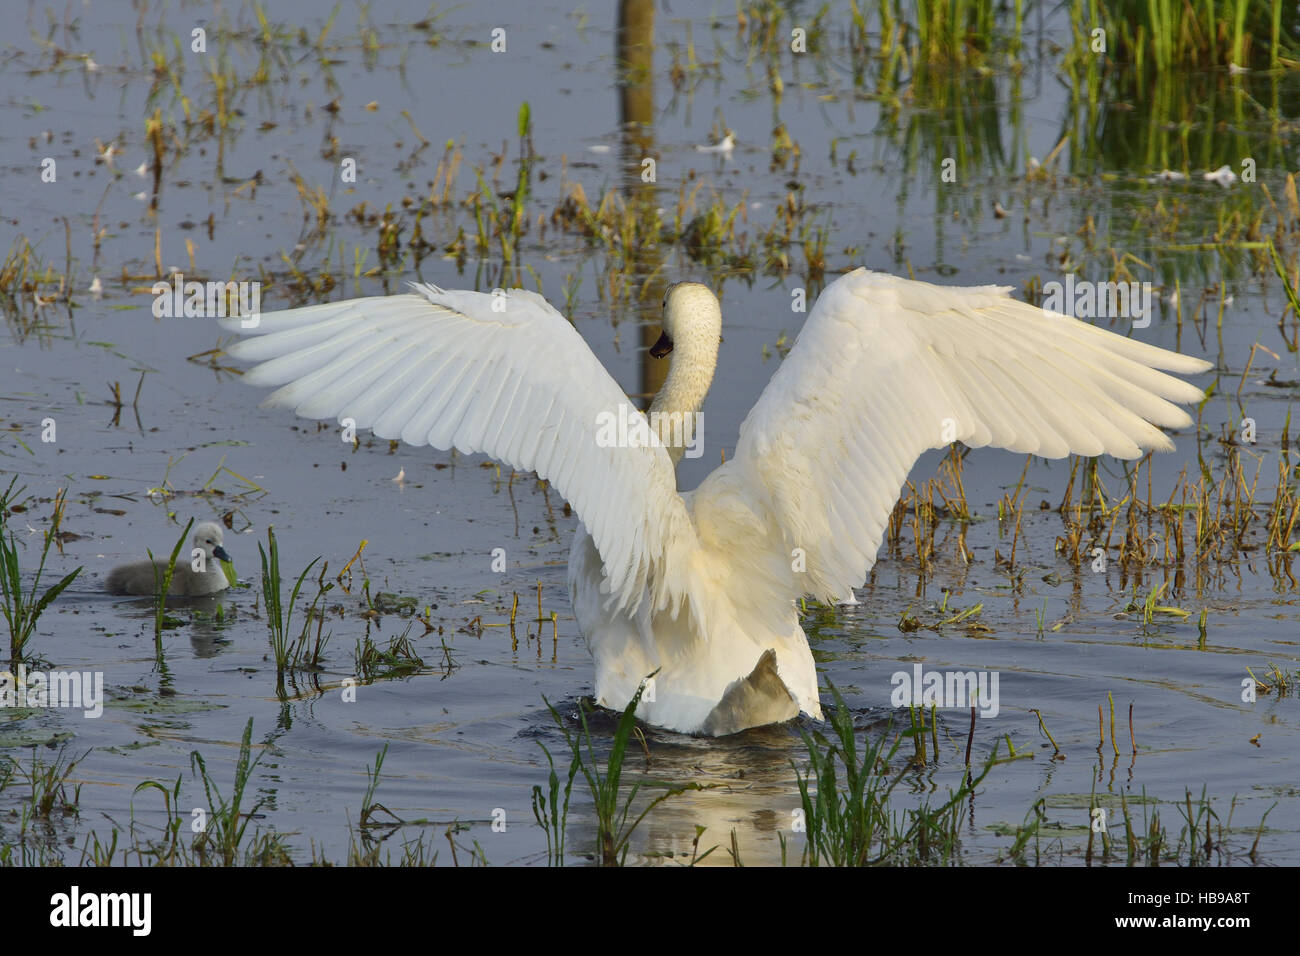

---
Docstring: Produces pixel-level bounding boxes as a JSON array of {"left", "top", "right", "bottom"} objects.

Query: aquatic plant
[
  {"left": 354, "top": 627, "right": 426, "bottom": 681},
  {"left": 1089, "top": 0, "right": 1299, "bottom": 71},
  {"left": 258, "top": 526, "right": 324, "bottom": 682},
  {"left": 149, "top": 518, "right": 193, "bottom": 652},
  {"left": 794, "top": 682, "right": 996, "bottom": 866},
  {"left": 536, "top": 681, "right": 703, "bottom": 866},
  {"left": 131, "top": 717, "right": 290, "bottom": 866},
  {"left": 0, "top": 479, "right": 81, "bottom": 663}
]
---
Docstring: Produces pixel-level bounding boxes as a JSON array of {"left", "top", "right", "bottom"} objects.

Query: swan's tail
[{"left": 700, "top": 649, "right": 800, "bottom": 736}]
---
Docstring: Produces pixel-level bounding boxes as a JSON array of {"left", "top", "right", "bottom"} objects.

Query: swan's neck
[{"left": 649, "top": 338, "right": 716, "bottom": 467}]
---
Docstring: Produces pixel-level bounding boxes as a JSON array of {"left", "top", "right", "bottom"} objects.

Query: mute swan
[
  {"left": 218, "top": 268, "right": 1210, "bottom": 735},
  {"left": 105, "top": 521, "right": 232, "bottom": 596}
]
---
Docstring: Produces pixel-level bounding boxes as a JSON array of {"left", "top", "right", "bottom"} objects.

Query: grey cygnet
[{"left": 105, "top": 521, "right": 232, "bottom": 596}]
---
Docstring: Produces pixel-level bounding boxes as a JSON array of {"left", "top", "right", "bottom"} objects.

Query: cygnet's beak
[
  {"left": 213, "top": 545, "right": 231, "bottom": 562},
  {"left": 650, "top": 330, "right": 674, "bottom": 358}
]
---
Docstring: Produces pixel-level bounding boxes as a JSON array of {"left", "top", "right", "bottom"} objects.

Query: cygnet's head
[
  {"left": 651, "top": 282, "right": 723, "bottom": 359},
  {"left": 193, "top": 521, "right": 231, "bottom": 562}
]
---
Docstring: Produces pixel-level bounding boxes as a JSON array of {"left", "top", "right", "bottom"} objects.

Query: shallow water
[{"left": 2, "top": 1, "right": 1298, "bottom": 865}]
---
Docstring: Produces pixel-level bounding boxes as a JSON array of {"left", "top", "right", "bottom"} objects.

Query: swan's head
[
  {"left": 651, "top": 282, "right": 722, "bottom": 359},
  {"left": 193, "top": 521, "right": 231, "bottom": 562}
]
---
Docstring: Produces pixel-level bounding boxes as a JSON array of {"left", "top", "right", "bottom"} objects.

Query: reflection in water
[
  {"left": 534, "top": 704, "right": 813, "bottom": 864},
  {"left": 93, "top": 591, "right": 235, "bottom": 659},
  {"left": 632, "top": 723, "right": 807, "bottom": 864},
  {"left": 185, "top": 597, "right": 235, "bottom": 658},
  {"left": 543, "top": 706, "right": 898, "bottom": 865},
  {"left": 618, "top": 0, "right": 669, "bottom": 413}
]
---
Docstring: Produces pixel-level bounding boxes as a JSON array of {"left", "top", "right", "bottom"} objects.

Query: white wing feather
[
  {"left": 219, "top": 284, "right": 697, "bottom": 616},
  {"left": 731, "top": 268, "right": 1212, "bottom": 603}
]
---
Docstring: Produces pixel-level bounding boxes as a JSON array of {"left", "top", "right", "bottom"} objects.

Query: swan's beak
[
  {"left": 213, "top": 545, "right": 231, "bottom": 562},
  {"left": 650, "top": 330, "right": 674, "bottom": 358}
]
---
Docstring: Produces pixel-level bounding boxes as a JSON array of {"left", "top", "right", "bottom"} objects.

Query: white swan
[
  {"left": 218, "top": 269, "right": 1211, "bottom": 735},
  {"left": 105, "top": 521, "right": 232, "bottom": 596}
]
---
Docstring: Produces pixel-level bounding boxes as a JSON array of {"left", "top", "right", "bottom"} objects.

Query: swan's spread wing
[
  {"left": 731, "top": 268, "right": 1212, "bottom": 602},
  {"left": 218, "top": 285, "right": 697, "bottom": 615}
]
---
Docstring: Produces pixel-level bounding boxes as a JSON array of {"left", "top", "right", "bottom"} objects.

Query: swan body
[
  {"left": 106, "top": 521, "right": 232, "bottom": 596},
  {"left": 218, "top": 269, "right": 1211, "bottom": 735}
]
